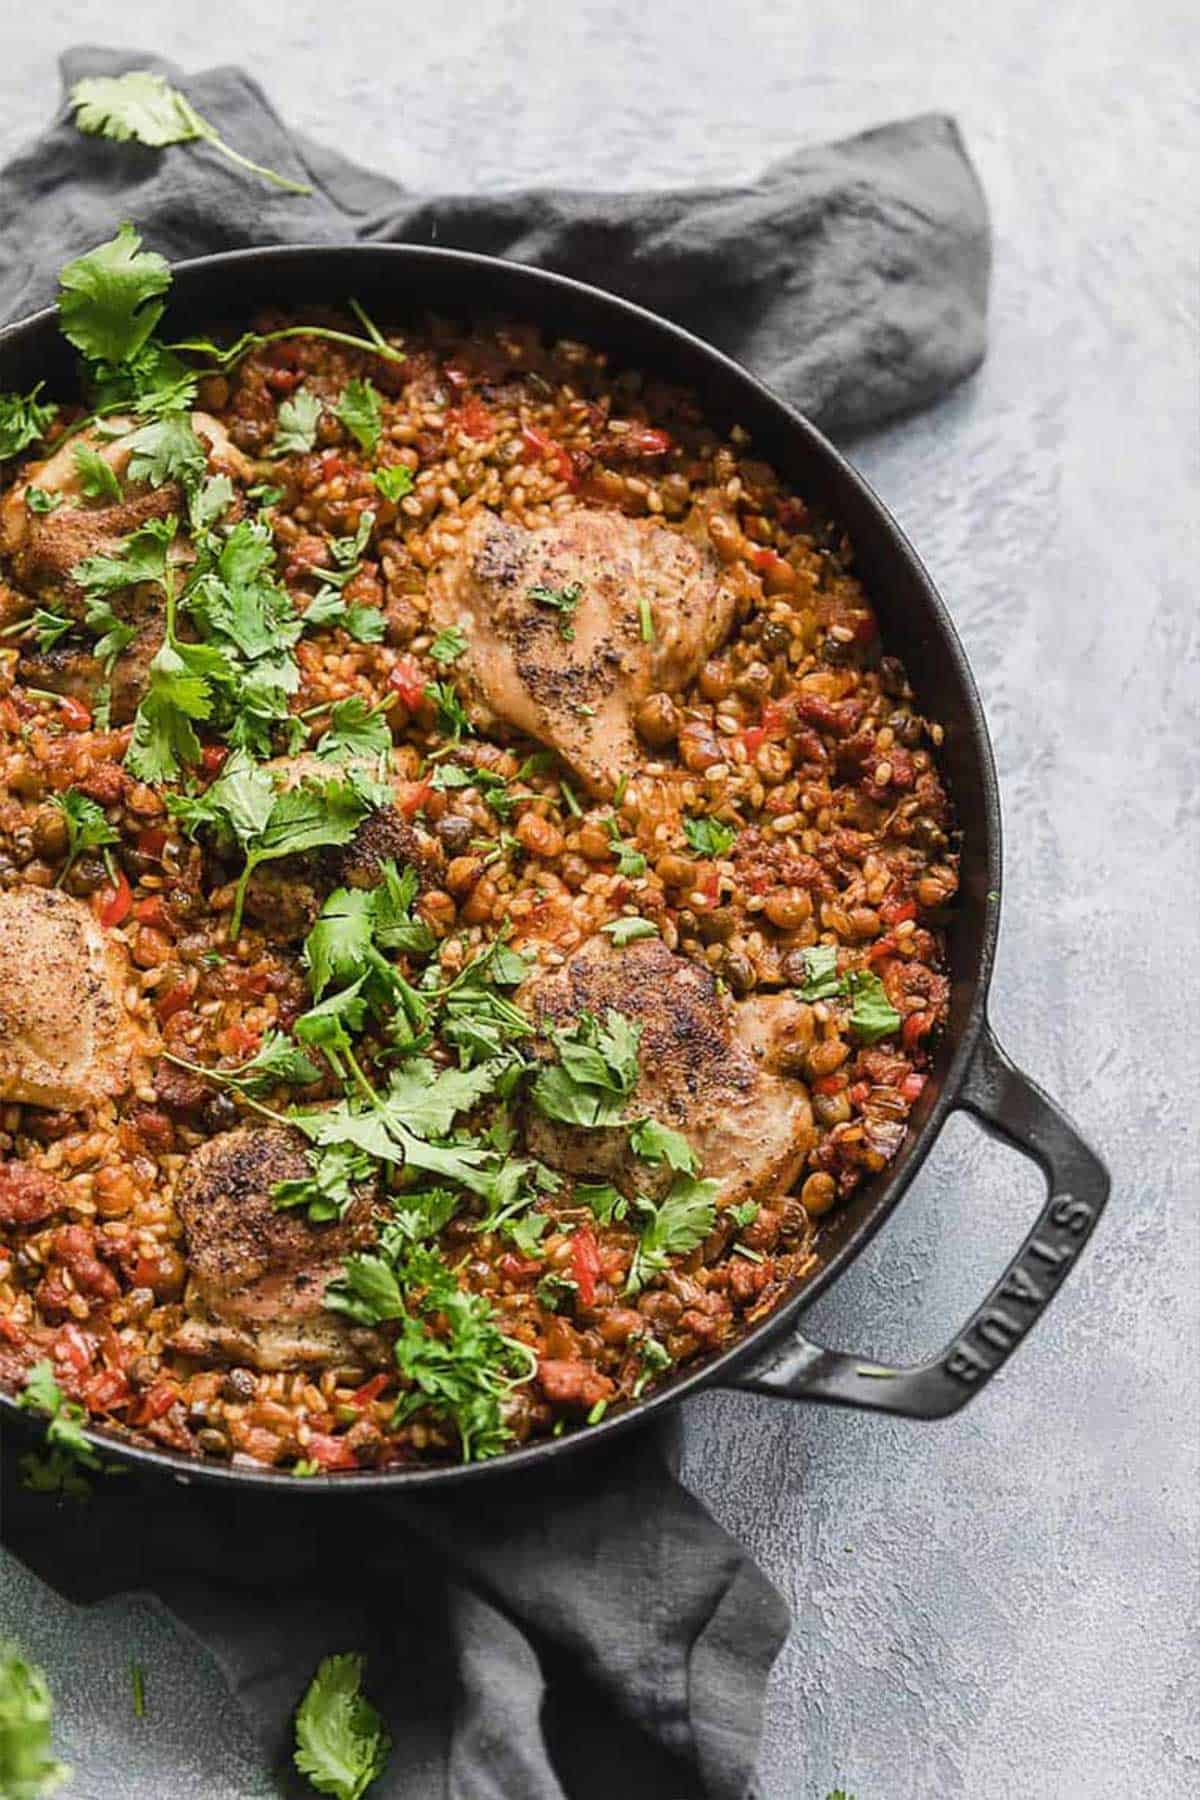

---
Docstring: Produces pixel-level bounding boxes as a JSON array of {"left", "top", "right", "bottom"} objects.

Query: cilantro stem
[
  {"left": 160, "top": 1050, "right": 293, "bottom": 1127},
  {"left": 169, "top": 325, "right": 405, "bottom": 373},
  {"left": 194, "top": 123, "right": 312, "bottom": 195},
  {"left": 343, "top": 1045, "right": 383, "bottom": 1107}
]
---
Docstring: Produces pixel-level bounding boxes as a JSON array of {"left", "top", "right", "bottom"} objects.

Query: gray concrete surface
[{"left": 0, "top": 3, "right": 1196, "bottom": 1796}]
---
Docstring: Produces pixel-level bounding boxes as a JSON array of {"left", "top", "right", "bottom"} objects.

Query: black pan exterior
[{"left": 0, "top": 246, "right": 1001, "bottom": 1490}]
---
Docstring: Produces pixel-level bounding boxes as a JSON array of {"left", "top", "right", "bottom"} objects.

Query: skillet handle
[{"left": 723, "top": 1024, "right": 1110, "bottom": 1418}]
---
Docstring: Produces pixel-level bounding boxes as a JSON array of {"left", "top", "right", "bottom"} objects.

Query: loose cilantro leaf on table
[
  {"left": 334, "top": 378, "right": 383, "bottom": 454},
  {"left": 0, "top": 386, "right": 57, "bottom": 461},
  {"left": 272, "top": 390, "right": 323, "bottom": 456},
  {"left": 293, "top": 1652, "right": 391, "bottom": 1800},
  {"left": 683, "top": 814, "right": 736, "bottom": 858},
  {"left": 54, "top": 788, "right": 118, "bottom": 884},
  {"left": 57, "top": 222, "right": 171, "bottom": 367},
  {"left": 73, "top": 441, "right": 123, "bottom": 502},
  {"left": 0, "top": 1640, "right": 70, "bottom": 1800},
  {"left": 71, "top": 71, "right": 313, "bottom": 197},
  {"left": 625, "top": 1176, "right": 720, "bottom": 1293},
  {"left": 372, "top": 464, "right": 413, "bottom": 503}
]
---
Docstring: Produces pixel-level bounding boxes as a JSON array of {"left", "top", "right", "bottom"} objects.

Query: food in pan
[{"left": 0, "top": 229, "right": 957, "bottom": 1472}]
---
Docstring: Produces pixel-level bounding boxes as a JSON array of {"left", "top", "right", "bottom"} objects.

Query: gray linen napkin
[{"left": 0, "top": 45, "right": 990, "bottom": 1800}]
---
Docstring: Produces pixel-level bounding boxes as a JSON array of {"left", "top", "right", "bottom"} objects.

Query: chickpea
[
  {"left": 94, "top": 1166, "right": 136, "bottom": 1219},
  {"left": 805, "top": 1038, "right": 849, "bottom": 1079},
  {"left": 445, "top": 855, "right": 484, "bottom": 897},
  {"left": 916, "top": 866, "right": 958, "bottom": 908},
  {"left": 707, "top": 512, "right": 745, "bottom": 566},
  {"left": 516, "top": 811, "right": 564, "bottom": 858},
  {"left": 698, "top": 658, "right": 733, "bottom": 702},
  {"left": 635, "top": 691, "right": 679, "bottom": 747},
  {"left": 30, "top": 805, "right": 68, "bottom": 860},
  {"left": 846, "top": 906, "right": 881, "bottom": 939},
  {"left": 146, "top": 1246, "right": 187, "bottom": 1300},
  {"left": 678, "top": 721, "right": 724, "bottom": 773},
  {"left": 419, "top": 889, "right": 457, "bottom": 933},
  {"left": 734, "top": 660, "right": 772, "bottom": 701},
  {"left": 655, "top": 852, "right": 695, "bottom": 891},
  {"left": 6, "top": 756, "right": 44, "bottom": 800},
  {"left": 435, "top": 813, "right": 473, "bottom": 854},
  {"left": 764, "top": 888, "right": 812, "bottom": 931},
  {"left": 578, "top": 822, "right": 613, "bottom": 861},
  {"left": 461, "top": 876, "right": 498, "bottom": 925},
  {"left": 801, "top": 1172, "right": 838, "bottom": 1216},
  {"left": 813, "top": 1090, "right": 852, "bottom": 1127}
]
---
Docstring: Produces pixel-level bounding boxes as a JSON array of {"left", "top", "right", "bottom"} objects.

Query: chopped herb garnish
[
  {"left": 638, "top": 594, "right": 654, "bottom": 643},
  {"left": 271, "top": 390, "right": 323, "bottom": 456},
  {"left": 601, "top": 916, "right": 659, "bottom": 947},
  {"left": 23, "top": 486, "right": 62, "bottom": 514},
  {"left": 429, "top": 626, "right": 467, "bottom": 666},
  {"left": 371, "top": 464, "right": 414, "bottom": 503},
  {"left": 531, "top": 1008, "right": 641, "bottom": 1129},
  {"left": 626, "top": 1176, "right": 720, "bottom": 1293},
  {"left": 0, "top": 385, "right": 57, "bottom": 461},
  {"left": 528, "top": 580, "right": 583, "bottom": 639},
  {"left": 841, "top": 968, "right": 902, "bottom": 1042},
  {"left": 683, "top": 814, "right": 736, "bottom": 858},
  {"left": 632, "top": 1335, "right": 672, "bottom": 1397},
  {"left": 586, "top": 1399, "right": 608, "bottom": 1425},
  {"left": 628, "top": 1117, "right": 697, "bottom": 1173},
  {"left": 54, "top": 788, "right": 118, "bottom": 885},
  {"left": 0, "top": 1641, "right": 70, "bottom": 1799},
  {"left": 559, "top": 779, "right": 582, "bottom": 818},
  {"left": 423, "top": 680, "right": 472, "bottom": 740},
  {"left": 334, "top": 379, "right": 383, "bottom": 455},
  {"left": 73, "top": 441, "right": 122, "bottom": 502},
  {"left": 796, "top": 943, "right": 840, "bottom": 1000}
]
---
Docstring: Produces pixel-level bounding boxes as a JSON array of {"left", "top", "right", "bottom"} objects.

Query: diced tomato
[
  {"left": 901, "top": 1011, "right": 933, "bottom": 1052},
  {"left": 760, "top": 700, "right": 789, "bottom": 739},
  {"left": 626, "top": 426, "right": 672, "bottom": 456},
  {"left": 53, "top": 1323, "right": 92, "bottom": 1374},
  {"left": 320, "top": 449, "right": 350, "bottom": 481},
  {"left": 571, "top": 1226, "right": 603, "bottom": 1308},
  {"left": 83, "top": 1368, "right": 131, "bottom": 1412},
  {"left": 396, "top": 778, "right": 432, "bottom": 818},
  {"left": 265, "top": 365, "right": 302, "bottom": 394},
  {"left": 306, "top": 1431, "right": 359, "bottom": 1470},
  {"left": 132, "top": 895, "right": 169, "bottom": 930},
  {"left": 58, "top": 695, "right": 92, "bottom": 731},
  {"left": 92, "top": 868, "right": 132, "bottom": 928},
  {"left": 812, "top": 1074, "right": 848, "bottom": 1097},
  {"left": 520, "top": 424, "right": 574, "bottom": 483},
  {"left": 849, "top": 1081, "right": 870, "bottom": 1107},
  {"left": 900, "top": 1072, "right": 928, "bottom": 1104},
  {"left": 867, "top": 934, "right": 897, "bottom": 966},
  {"left": 138, "top": 1381, "right": 180, "bottom": 1422},
  {"left": 225, "top": 1022, "right": 260, "bottom": 1059},
  {"left": 350, "top": 1373, "right": 392, "bottom": 1410},
  {"left": 880, "top": 897, "right": 917, "bottom": 928},
  {"left": 154, "top": 981, "right": 192, "bottom": 1026},
  {"left": 497, "top": 1253, "right": 541, "bottom": 1284},
  {"left": 741, "top": 725, "right": 767, "bottom": 756},
  {"left": 388, "top": 656, "right": 425, "bottom": 709},
  {"left": 0, "top": 1316, "right": 25, "bottom": 1346},
  {"left": 697, "top": 866, "right": 720, "bottom": 908},
  {"left": 136, "top": 825, "right": 168, "bottom": 860},
  {"left": 200, "top": 743, "right": 228, "bottom": 776},
  {"left": 450, "top": 397, "right": 496, "bottom": 440}
]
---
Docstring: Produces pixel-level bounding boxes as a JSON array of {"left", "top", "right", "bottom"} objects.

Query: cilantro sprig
[
  {"left": 0, "top": 1640, "right": 70, "bottom": 1800},
  {"left": 293, "top": 1653, "right": 391, "bottom": 1800},
  {"left": 795, "top": 946, "right": 902, "bottom": 1041},
  {"left": 0, "top": 386, "right": 58, "bottom": 461}
]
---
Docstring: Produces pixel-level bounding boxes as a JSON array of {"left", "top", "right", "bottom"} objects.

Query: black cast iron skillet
[{"left": 0, "top": 246, "right": 1110, "bottom": 1490}]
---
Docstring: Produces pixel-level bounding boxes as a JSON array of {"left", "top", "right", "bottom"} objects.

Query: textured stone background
[{"left": 0, "top": 3, "right": 1196, "bottom": 1796}]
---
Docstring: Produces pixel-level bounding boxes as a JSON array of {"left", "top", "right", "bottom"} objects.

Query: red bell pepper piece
[
  {"left": 94, "top": 869, "right": 132, "bottom": 928},
  {"left": 571, "top": 1227, "right": 603, "bottom": 1307},
  {"left": 388, "top": 657, "right": 425, "bottom": 709}
]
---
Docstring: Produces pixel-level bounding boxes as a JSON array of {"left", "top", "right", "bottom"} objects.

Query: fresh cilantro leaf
[
  {"left": 383, "top": 1186, "right": 461, "bottom": 1246},
  {"left": 293, "top": 1652, "right": 390, "bottom": 1800},
  {"left": 727, "top": 1200, "right": 760, "bottom": 1230},
  {"left": 372, "top": 464, "right": 413, "bottom": 503},
  {"left": 323, "top": 1254, "right": 407, "bottom": 1326},
  {"left": 0, "top": 1639, "right": 70, "bottom": 1800},
  {"left": 334, "top": 379, "right": 383, "bottom": 455},
  {"left": 528, "top": 580, "right": 582, "bottom": 640},
  {"left": 219, "top": 1030, "right": 323, "bottom": 1096},
  {"left": 629, "top": 1118, "right": 697, "bottom": 1174},
  {"left": 429, "top": 760, "right": 513, "bottom": 819},
  {"left": 54, "top": 788, "right": 118, "bottom": 883},
  {"left": 626, "top": 1176, "right": 720, "bottom": 1293},
  {"left": 18, "top": 1359, "right": 103, "bottom": 1472},
  {"left": 88, "top": 338, "right": 198, "bottom": 418},
  {"left": 272, "top": 390, "right": 323, "bottom": 456},
  {"left": 0, "top": 385, "right": 57, "bottom": 460},
  {"left": 600, "top": 916, "right": 659, "bottom": 947},
  {"left": 559, "top": 779, "right": 582, "bottom": 818},
  {"left": 230, "top": 774, "right": 373, "bottom": 936},
  {"left": 797, "top": 943, "right": 840, "bottom": 1000},
  {"left": 71, "top": 72, "right": 312, "bottom": 196},
  {"left": 389, "top": 1264, "right": 535, "bottom": 1461},
  {"left": 273, "top": 1140, "right": 377, "bottom": 1225},
  {"left": 682, "top": 814, "right": 736, "bottom": 858},
  {"left": 247, "top": 481, "right": 284, "bottom": 507},
  {"left": 632, "top": 1334, "right": 672, "bottom": 1396},
  {"left": 423, "top": 680, "right": 472, "bottom": 740},
  {"left": 531, "top": 1008, "right": 641, "bottom": 1128},
  {"left": 125, "top": 411, "right": 208, "bottom": 489},
  {"left": 504, "top": 1209, "right": 549, "bottom": 1258},
  {"left": 81, "top": 596, "right": 137, "bottom": 671},
  {"left": 294, "top": 979, "right": 371, "bottom": 1077},
  {"left": 429, "top": 626, "right": 467, "bottom": 666},
  {"left": 316, "top": 697, "right": 392, "bottom": 763},
  {"left": 370, "top": 859, "right": 436, "bottom": 957},
  {"left": 381, "top": 1059, "right": 505, "bottom": 1139},
  {"left": 535, "top": 1271, "right": 577, "bottom": 1311},
  {"left": 842, "top": 968, "right": 901, "bottom": 1042},
  {"left": 304, "top": 887, "right": 377, "bottom": 999},
  {"left": 57, "top": 223, "right": 171, "bottom": 367},
  {"left": 29, "top": 608, "right": 74, "bottom": 652},
  {"left": 23, "top": 486, "right": 62, "bottom": 514},
  {"left": 74, "top": 514, "right": 176, "bottom": 599},
  {"left": 189, "top": 473, "right": 234, "bottom": 532},
  {"left": 578, "top": 1181, "right": 627, "bottom": 1225},
  {"left": 73, "top": 441, "right": 122, "bottom": 502},
  {"left": 169, "top": 749, "right": 276, "bottom": 847},
  {"left": 125, "top": 637, "right": 222, "bottom": 783},
  {"left": 604, "top": 817, "right": 646, "bottom": 877}
]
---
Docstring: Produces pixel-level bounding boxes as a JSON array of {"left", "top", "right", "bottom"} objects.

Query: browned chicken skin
[
  {"left": 427, "top": 509, "right": 735, "bottom": 795},
  {"left": 0, "top": 888, "right": 151, "bottom": 1109},
  {"left": 522, "top": 933, "right": 814, "bottom": 1209},
  {"left": 170, "top": 1125, "right": 384, "bottom": 1371}
]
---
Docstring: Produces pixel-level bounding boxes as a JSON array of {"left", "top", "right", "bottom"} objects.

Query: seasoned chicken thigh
[
  {"left": 427, "top": 509, "right": 735, "bottom": 795},
  {"left": 170, "top": 1125, "right": 383, "bottom": 1371},
  {"left": 522, "top": 933, "right": 813, "bottom": 1209},
  {"left": 0, "top": 888, "right": 148, "bottom": 1109}
]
